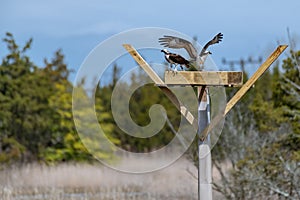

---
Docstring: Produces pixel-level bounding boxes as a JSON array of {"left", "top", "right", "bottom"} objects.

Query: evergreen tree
[
  {"left": 0, "top": 33, "right": 120, "bottom": 164},
  {"left": 0, "top": 33, "right": 56, "bottom": 162}
]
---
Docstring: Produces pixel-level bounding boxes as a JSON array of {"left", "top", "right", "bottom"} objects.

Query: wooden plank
[
  {"left": 224, "top": 45, "right": 288, "bottom": 115},
  {"left": 165, "top": 71, "right": 243, "bottom": 86},
  {"left": 123, "top": 44, "right": 198, "bottom": 130},
  {"left": 123, "top": 44, "right": 164, "bottom": 85},
  {"left": 199, "top": 45, "right": 288, "bottom": 141}
]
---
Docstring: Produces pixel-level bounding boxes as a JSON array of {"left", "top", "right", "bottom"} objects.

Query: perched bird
[
  {"left": 161, "top": 49, "right": 190, "bottom": 71},
  {"left": 159, "top": 33, "right": 223, "bottom": 70}
]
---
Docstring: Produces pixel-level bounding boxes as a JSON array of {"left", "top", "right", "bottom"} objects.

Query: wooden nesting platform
[
  {"left": 123, "top": 43, "right": 288, "bottom": 141},
  {"left": 164, "top": 71, "right": 243, "bottom": 87}
]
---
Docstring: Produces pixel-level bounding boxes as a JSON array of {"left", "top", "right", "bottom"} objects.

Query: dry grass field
[{"left": 0, "top": 156, "right": 206, "bottom": 200}]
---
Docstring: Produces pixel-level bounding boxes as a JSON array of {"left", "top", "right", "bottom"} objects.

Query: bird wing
[
  {"left": 199, "top": 33, "right": 223, "bottom": 56},
  {"left": 159, "top": 35, "right": 198, "bottom": 60},
  {"left": 168, "top": 53, "right": 190, "bottom": 65}
]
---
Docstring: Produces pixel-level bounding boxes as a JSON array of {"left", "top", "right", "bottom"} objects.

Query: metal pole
[{"left": 198, "top": 87, "right": 212, "bottom": 200}]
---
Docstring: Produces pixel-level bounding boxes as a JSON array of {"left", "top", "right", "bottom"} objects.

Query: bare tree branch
[{"left": 283, "top": 76, "right": 300, "bottom": 90}]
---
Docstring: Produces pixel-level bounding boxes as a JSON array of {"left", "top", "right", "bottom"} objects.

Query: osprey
[
  {"left": 159, "top": 33, "right": 223, "bottom": 70},
  {"left": 161, "top": 49, "right": 190, "bottom": 71}
]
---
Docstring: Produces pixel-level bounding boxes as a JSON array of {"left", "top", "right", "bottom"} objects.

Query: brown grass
[{"left": 0, "top": 156, "right": 200, "bottom": 200}]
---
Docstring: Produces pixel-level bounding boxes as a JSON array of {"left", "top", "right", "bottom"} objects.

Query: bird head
[
  {"left": 161, "top": 49, "right": 169, "bottom": 54},
  {"left": 199, "top": 51, "right": 212, "bottom": 64}
]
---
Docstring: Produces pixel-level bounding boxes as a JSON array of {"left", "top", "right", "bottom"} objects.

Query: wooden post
[{"left": 197, "top": 87, "right": 212, "bottom": 200}]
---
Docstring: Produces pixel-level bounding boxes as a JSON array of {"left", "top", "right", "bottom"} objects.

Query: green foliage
[
  {"left": 41, "top": 82, "right": 92, "bottom": 163},
  {"left": 0, "top": 32, "right": 56, "bottom": 161},
  {"left": 0, "top": 137, "right": 25, "bottom": 163},
  {"left": 249, "top": 70, "right": 286, "bottom": 132},
  {"left": 73, "top": 85, "right": 120, "bottom": 162},
  {"left": 0, "top": 33, "right": 120, "bottom": 164},
  {"left": 280, "top": 50, "right": 300, "bottom": 134},
  {"left": 96, "top": 67, "right": 180, "bottom": 152}
]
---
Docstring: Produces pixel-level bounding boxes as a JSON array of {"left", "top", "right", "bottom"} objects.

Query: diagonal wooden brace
[
  {"left": 123, "top": 44, "right": 198, "bottom": 130},
  {"left": 199, "top": 45, "right": 288, "bottom": 141}
]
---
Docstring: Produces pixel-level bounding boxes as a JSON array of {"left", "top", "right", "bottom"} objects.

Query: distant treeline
[
  {"left": 0, "top": 33, "right": 183, "bottom": 164},
  {"left": 0, "top": 33, "right": 299, "bottom": 162}
]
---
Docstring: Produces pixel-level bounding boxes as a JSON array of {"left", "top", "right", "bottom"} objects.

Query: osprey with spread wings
[{"left": 159, "top": 32, "right": 223, "bottom": 70}]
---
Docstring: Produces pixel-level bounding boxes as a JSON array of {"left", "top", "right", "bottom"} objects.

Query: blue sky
[{"left": 1, "top": 0, "right": 300, "bottom": 82}]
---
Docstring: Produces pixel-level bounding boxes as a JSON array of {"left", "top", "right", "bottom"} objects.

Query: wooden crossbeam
[
  {"left": 199, "top": 45, "right": 288, "bottom": 140},
  {"left": 123, "top": 44, "right": 198, "bottom": 130},
  {"left": 165, "top": 71, "right": 243, "bottom": 86}
]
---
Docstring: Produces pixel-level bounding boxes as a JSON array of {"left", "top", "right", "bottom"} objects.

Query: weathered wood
[
  {"left": 198, "top": 87, "right": 207, "bottom": 102},
  {"left": 123, "top": 44, "right": 164, "bottom": 85},
  {"left": 165, "top": 71, "right": 243, "bottom": 86},
  {"left": 224, "top": 45, "right": 288, "bottom": 115},
  {"left": 123, "top": 44, "right": 198, "bottom": 130},
  {"left": 199, "top": 45, "right": 288, "bottom": 141}
]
